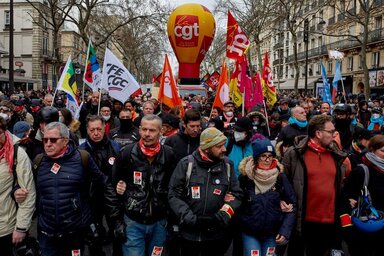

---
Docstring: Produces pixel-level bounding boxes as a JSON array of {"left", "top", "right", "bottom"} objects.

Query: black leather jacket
[{"left": 112, "top": 142, "right": 176, "bottom": 224}]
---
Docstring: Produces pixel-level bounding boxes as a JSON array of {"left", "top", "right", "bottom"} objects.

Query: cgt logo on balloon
[{"left": 174, "top": 15, "right": 199, "bottom": 46}]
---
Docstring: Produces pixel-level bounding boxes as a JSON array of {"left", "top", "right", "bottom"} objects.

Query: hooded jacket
[
  {"left": 168, "top": 150, "right": 242, "bottom": 241},
  {"left": 282, "top": 135, "right": 347, "bottom": 235}
]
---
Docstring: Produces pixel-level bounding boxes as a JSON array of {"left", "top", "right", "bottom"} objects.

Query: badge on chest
[{"left": 50, "top": 163, "right": 61, "bottom": 174}]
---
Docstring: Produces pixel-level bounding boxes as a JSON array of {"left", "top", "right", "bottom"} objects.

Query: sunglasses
[{"left": 43, "top": 137, "right": 63, "bottom": 143}]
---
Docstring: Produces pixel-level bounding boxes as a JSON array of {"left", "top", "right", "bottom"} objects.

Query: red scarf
[
  {"left": 307, "top": 138, "right": 328, "bottom": 153},
  {"left": 139, "top": 139, "right": 161, "bottom": 158},
  {"left": 198, "top": 147, "right": 213, "bottom": 162},
  {"left": 257, "top": 158, "right": 278, "bottom": 170},
  {"left": 165, "top": 129, "right": 178, "bottom": 138},
  {"left": 50, "top": 146, "right": 68, "bottom": 159},
  {"left": 0, "top": 131, "right": 14, "bottom": 174}
]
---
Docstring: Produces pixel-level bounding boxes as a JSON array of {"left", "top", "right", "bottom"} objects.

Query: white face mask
[
  {"left": 372, "top": 113, "right": 381, "bottom": 119},
  {"left": 234, "top": 131, "right": 247, "bottom": 142},
  {"left": 0, "top": 113, "right": 9, "bottom": 121},
  {"left": 102, "top": 115, "right": 111, "bottom": 121},
  {"left": 59, "top": 117, "right": 65, "bottom": 123},
  {"left": 253, "top": 121, "right": 259, "bottom": 126},
  {"left": 225, "top": 111, "right": 233, "bottom": 117}
]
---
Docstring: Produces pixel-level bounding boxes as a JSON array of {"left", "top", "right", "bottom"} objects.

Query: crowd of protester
[{"left": 1, "top": 88, "right": 384, "bottom": 256}]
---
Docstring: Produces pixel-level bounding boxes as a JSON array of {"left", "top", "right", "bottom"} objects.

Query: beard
[{"left": 206, "top": 149, "right": 224, "bottom": 162}]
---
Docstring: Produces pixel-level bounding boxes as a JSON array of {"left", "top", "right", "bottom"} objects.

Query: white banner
[{"left": 101, "top": 48, "right": 140, "bottom": 103}]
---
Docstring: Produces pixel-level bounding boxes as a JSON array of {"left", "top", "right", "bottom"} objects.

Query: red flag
[
  {"left": 158, "top": 55, "right": 184, "bottom": 115},
  {"left": 252, "top": 71, "right": 264, "bottom": 105},
  {"left": 226, "top": 10, "right": 250, "bottom": 60},
  {"left": 212, "top": 62, "right": 230, "bottom": 110},
  {"left": 206, "top": 71, "right": 220, "bottom": 90},
  {"left": 261, "top": 52, "right": 277, "bottom": 105},
  {"left": 240, "top": 58, "right": 255, "bottom": 112}
]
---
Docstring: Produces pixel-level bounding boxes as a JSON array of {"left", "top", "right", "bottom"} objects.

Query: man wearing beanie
[
  {"left": 169, "top": 127, "right": 242, "bottom": 256},
  {"left": 282, "top": 115, "right": 347, "bottom": 256}
]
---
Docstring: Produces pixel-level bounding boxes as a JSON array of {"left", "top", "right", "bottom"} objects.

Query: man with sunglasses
[
  {"left": 282, "top": 115, "right": 348, "bottom": 256},
  {"left": 34, "top": 121, "right": 124, "bottom": 256}
]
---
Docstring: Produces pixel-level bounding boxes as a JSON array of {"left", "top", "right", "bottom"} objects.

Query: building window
[
  {"left": 5, "top": 10, "right": 10, "bottom": 27},
  {"left": 375, "top": 16, "right": 382, "bottom": 30},
  {"left": 348, "top": 57, "right": 353, "bottom": 71},
  {"left": 358, "top": 55, "right": 362, "bottom": 69},
  {"left": 43, "top": 37, "right": 49, "bottom": 55},
  {"left": 316, "top": 64, "right": 321, "bottom": 74},
  {"left": 328, "top": 61, "right": 333, "bottom": 73},
  {"left": 372, "top": 52, "right": 380, "bottom": 67}
]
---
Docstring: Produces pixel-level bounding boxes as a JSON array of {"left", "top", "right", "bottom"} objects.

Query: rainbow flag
[
  {"left": 83, "top": 41, "right": 102, "bottom": 92},
  {"left": 57, "top": 56, "right": 80, "bottom": 117}
]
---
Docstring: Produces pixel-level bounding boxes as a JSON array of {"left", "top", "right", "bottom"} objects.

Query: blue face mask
[{"left": 288, "top": 117, "right": 308, "bottom": 128}]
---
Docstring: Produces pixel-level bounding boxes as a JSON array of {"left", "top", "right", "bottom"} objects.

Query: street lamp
[
  {"left": 304, "top": 19, "right": 309, "bottom": 96},
  {"left": 9, "top": 0, "right": 14, "bottom": 94}
]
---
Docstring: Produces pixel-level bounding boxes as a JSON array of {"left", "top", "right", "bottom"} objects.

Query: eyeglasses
[
  {"left": 43, "top": 137, "right": 63, "bottom": 143},
  {"left": 321, "top": 129, "right": 337, "bottom": 135},
  {"left": 259, "top": 154, "right": 274, "bottom": 161}
]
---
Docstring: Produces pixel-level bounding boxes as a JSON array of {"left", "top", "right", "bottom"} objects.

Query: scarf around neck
[
  {"left": 288, "top": 117, "right": 308, "bottom": 128},
  {"left": 198, "top": 147, "right": 213, "bottom": 162},
  {"left": 365, "top": 152, "right": 384, "bottom": 173},
  {"left": 245, "top": 158, "right": 279, "bottom": 194},
  {"left": 308, "top": 138, "right": 328, "bottom": 153},
  {"left": 139, "top": 138, "right": 161, "bottom": 158},
  {"left": 368, "top": 116, "right": 383, "bottom": 131}
]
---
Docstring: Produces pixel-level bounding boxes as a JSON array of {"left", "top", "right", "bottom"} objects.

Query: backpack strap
[
  {"left": 78, "top": 149, "right": 90, "bottom": 170},
  {"left": 12, "top": 144, "right": 19, "bottom": 188},
  {"left": 32, "top": 153, "right": 44, "bottom": 173},
  {"left": 358, "top": 163, "right": 370, "bottom": 188},
  {"left": 186, "top": 155, "right": 194, "bottom": 188},
  {"left": 224, "top": 157, "right": 231, "bottom": 184}
]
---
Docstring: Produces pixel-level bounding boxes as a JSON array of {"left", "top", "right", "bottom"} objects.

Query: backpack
[
  {"left": 185, "top": 155, "right": 231, "bottom": 190},
  {"left": 32, "top": 149, "right": 89, "bottom": 172}
]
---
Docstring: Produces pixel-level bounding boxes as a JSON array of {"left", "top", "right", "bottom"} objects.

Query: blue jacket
[
  {"left": 237, "top": 158, "right": 297, "bottom": 239},
  {"left": 35, "top": 144, "right": 119, "bottom": 236},
  {"left": 226, "top": 139, "right": 253, "bottom": 177}
]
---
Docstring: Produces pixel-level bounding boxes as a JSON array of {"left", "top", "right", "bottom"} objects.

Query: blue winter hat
[
  {"left": 13, "top": 121, "right": 31, "bottom": 139},
  {"left": 251, "top": 135, "right": 276, "bottom": 158}
]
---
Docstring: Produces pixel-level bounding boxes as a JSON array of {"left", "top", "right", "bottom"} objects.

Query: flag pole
[
  {"left": 263, "top": 100, "right": 271, "bottom": 137},
  {"left": 241, "top": 91, "right": 245, "bottom": 117},
  {"left": 97, "top": 89, "right": 102, "bottom": 115},
  {"left": 82, "top": 40, "right": 91, "bottom": 103},
  {"left": 339, "top": 60, "right": 347, "bottom": 102},
  {"left": 51, "top": 88, "right": 58, "bottom": 107}
]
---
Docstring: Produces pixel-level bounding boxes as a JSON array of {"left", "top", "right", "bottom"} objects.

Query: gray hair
[
  {"left": 44, "top": 121, "right": 70, "bottom": 139},
  {"left": 141, "top": 114, "right": 162, "bottom": 130}
]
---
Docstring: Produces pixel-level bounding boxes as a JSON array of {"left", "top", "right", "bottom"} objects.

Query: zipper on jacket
[{"left": 199, "top": 168, "right": 211, "bottom": 242}]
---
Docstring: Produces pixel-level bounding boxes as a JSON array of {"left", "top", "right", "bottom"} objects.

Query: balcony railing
[
  {"left": 40, "top": 49, "right": 54, "bottom": 59},
  {"left": 273, "top": 42, "right": 284, "bottom": 50},
  {"left": 328, "top": 17, "right": 335, "bottom": 25},
  {"left": 273, "top": 59, "right": 284, "bottom": 65}
]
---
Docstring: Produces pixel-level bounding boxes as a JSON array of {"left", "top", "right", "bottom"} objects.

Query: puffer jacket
[
  {"left": 112, "top": 142, "right": 176, "bottom": 224},
  {"left": 168, "top": 150, "right": 242, "bottom": 241},
  {"left": 164, "top": 130, "right": 200, "bottom": 163},
  {"left": 35, "top": 143, "right": 120, "bottom": 236},
  {"left": 282, "top": 135, "right": 347, "bottom": 235},
  {"left": 237, "top": 157, "right": 296, "bottom": 239},
  {"left": 0, "top": 134, "right": 36, "bottom": 237}
]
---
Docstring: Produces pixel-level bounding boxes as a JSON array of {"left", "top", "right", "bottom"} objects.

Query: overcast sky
[{"left": 168, "top": 0, "right": 217, "bottom": 12}]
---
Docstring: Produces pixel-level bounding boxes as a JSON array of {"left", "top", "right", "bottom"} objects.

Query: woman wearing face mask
[
  {"left": 226, "top": 117, "right": 254, "bottom": 178},
  {"left": 59, "top": 108, "right": 81, "bottom": 140},
  {"left": 237, "top": 136, "right": 297, "bottom": 256},
  {"left": 367, "top": 107, "right": 383, "bottom": 132},
  {"left": 247, "top": 110, "right": 268, "bottom": 137}
]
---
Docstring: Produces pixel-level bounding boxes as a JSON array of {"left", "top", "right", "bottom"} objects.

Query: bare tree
[
  {"left": 215, "top": 0, "right": 277, "bottom": 74},
  {"left": 200, "top": 30, "right": 227, "bottom": 75},
  {"left": 26, "top": 0, "right": 75, "bottom": 85},
  {"left": 328, "top": 0, "right": 383, "bottom": 99}
]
